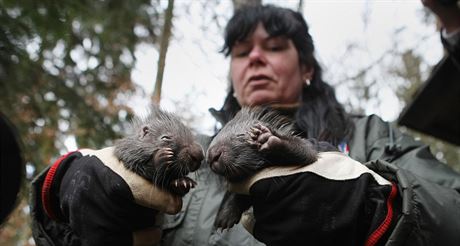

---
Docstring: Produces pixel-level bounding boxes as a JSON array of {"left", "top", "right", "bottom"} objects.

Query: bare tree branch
[
  {"left": 232, "top": 0, "right": 261, "bottom": 11},
  {"left": 153, "top": 0, "right": 175, "bottom": 105},
  {"left": 298, "top": 0, "right": 304, "bottom": 14}
]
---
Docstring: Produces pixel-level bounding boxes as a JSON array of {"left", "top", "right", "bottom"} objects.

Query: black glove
[
  {"left": 230, "top": 152, "right": 398, "bottom": 246},
  {"left": 31, "top": 147, "right": 182, "bottom": 246}
]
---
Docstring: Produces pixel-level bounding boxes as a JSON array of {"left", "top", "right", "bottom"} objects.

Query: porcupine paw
[
  {"left": 248, "top": 123, "right": 283, "bottom": 152},
  {"left": 214, "top": 207, "right": 241, "bottom": 230},
  {"left": 170, "top": 177, "right": 197, "bottom": 197},
  {"left": 154, "top": 147, "right": 174, "bottom": 166},
  {"left": 155, "top": 148, "right": 197, "bottom": 196}
]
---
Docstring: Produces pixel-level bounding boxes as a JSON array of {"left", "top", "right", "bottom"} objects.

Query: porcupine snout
[
  {"left": 206, "top": 145, "right": 224, "bottom": 175},
  {"left": 179, "top": 142, "right": 204, "bottom": 172}
]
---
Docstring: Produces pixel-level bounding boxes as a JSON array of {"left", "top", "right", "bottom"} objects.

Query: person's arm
[
  {"left": 79, "top": 147, "right": 182, "bottom": 214},
  {"left": 422, "top": 0, "right": 460, "bottom": 34},
  {"left": 233, "top": 122, "right": 460, "bottom": 245},
  {"left": 422, "top": 0, "right": 460, "bottom": 57},
  {"left": 229, "top": 152, "right": 399, "bottom": 246},
  {"left": 31, "top": 148, "right": 182, "bottom": 246}
]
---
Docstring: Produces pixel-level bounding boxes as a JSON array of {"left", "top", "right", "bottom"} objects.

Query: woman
[{"left": 160, "top": 4, "right": 460, "bottom": 246}]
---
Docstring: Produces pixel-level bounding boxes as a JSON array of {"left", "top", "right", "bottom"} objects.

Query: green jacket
[{"left": 160, "top": 115, "right": 460, "bottom": 246}]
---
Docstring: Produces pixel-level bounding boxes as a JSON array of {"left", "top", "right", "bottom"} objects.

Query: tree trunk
[
  {"left": 297, "top": 0, "right": 304, "bottom": 14},
  {"left": 152, "top": 0, "right": 175, "bottom": 105},
  {"left": 232, "top": 0, "right": 261, "bottom": 11}
]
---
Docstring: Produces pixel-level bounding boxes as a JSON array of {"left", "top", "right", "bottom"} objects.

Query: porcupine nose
[
  {"left": 188, "top": 143, "right": 204, "bottom": 171},
  {"left": 206, "top": 147, "right": 223, "bottom": 174}
]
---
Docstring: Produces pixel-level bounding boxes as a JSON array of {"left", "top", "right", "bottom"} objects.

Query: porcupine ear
[
  {"left": 139, "top": 104, "right": 161, "bottom": 139},
  {"left": 141, "top": 126, "right": 150, "bottom": 138}
]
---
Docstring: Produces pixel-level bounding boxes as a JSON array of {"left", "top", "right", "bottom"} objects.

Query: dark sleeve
[
  {"left": 349, "top": 115, "right": 460, "bottom": 192},
  {"left": 366, "top": 159, "right": 460, "bottom": 246},
  {"left": 31, "top": 164, "right": 82, "bottom": 246},
  {"left": 440, "top": 30, "right": 460, "bottom": 64}
]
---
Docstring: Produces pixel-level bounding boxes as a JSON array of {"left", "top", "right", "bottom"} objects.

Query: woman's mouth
[{"left": 248, "top": 75, "right": 271, "bottom": 86}]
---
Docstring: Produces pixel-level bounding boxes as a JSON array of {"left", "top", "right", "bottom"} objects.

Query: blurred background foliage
[
  {"left": 1, "top": 0, "right": 163, "bottom": 168},
  {"left": 0, "top": 0, "right": 459, "bottom": 245}
]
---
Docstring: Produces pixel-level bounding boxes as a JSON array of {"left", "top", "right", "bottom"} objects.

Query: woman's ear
[{"left": 301, "top": 65, "right": 314, "bottom": 81}]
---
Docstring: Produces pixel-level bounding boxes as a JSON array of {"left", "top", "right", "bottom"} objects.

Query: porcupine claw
[{"left": 169, "top": 177, "right": 197, "bottom": 196}]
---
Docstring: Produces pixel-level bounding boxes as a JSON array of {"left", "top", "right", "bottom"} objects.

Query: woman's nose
[{"left": 248, "top": 46, "right": 265, "bottom": 65}]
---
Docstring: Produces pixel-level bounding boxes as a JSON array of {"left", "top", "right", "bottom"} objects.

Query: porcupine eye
[{"left": 160, "top": 135, "right": 171, "bottom": 141}]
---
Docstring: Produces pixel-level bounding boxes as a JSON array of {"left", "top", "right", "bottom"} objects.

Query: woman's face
[{"left": 230, "top": 23, "right": 313, "bottom": 107}]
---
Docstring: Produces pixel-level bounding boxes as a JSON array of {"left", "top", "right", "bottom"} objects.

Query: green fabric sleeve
[{"left": 349, "top": 114, "right": 460, "bottom": 191}]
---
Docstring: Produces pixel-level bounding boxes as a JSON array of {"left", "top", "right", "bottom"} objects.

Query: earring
[
  {"left": 233, "top": 92, "right": 237, "bottom": 97},
  {"left": 305, "top": 79, "right": 311, "bottom": 86}
]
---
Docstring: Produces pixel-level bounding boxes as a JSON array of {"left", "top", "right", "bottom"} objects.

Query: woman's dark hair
[{"left": 212, "top": 4, "right": 354, "bottom": 146}]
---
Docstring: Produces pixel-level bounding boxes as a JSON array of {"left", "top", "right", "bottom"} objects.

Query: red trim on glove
[
  {"left": 41, "top": 151, "right": 77, "bottom": 221},
  {"left": 365, "top": 183, "right": 398, "bottom": 246}
]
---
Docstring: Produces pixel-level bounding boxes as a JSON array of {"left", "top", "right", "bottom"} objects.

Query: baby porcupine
[
  {"left": 207, "top": 107, "right": 336, "bottom": 229},
  {"left": 114, "top": 106, "right": 204, "bottom": 196}
]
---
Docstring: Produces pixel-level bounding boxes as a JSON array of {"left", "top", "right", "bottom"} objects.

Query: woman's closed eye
[
  {"left": 232, "top": 46, "right": 251, "bottom": 57},
  {"left": 234, "top": 50, "right": 250, "bottom": 57},
  {"left": 265, "top": 39, "right": 288, "bottom": 52},
  {"left": 267, "top": 45, "right": 283, "bottom": 52}
]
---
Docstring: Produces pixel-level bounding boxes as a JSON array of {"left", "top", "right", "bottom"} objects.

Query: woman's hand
[
  {"left": 81, "top": 147, "right": 183, "bottom": 214},
  {"left": 80, "top": 148, "right": 183, "bottom": 246},
  {"left": 421, "top": 0, "right": 460, "bottom": 33}
]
